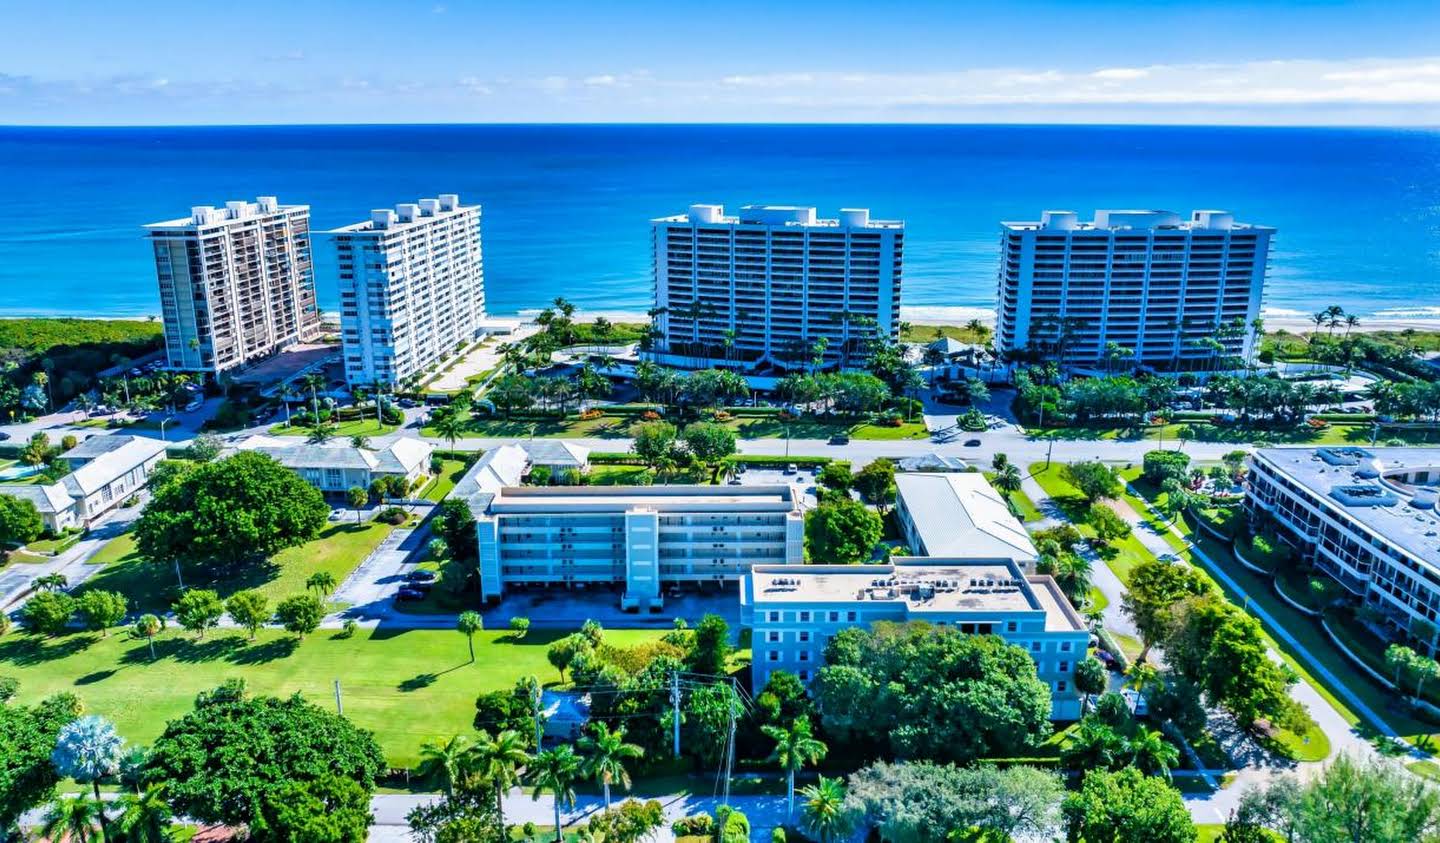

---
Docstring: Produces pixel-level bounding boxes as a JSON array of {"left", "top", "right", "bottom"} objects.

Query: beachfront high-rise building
[
  {"left": 145, "top": 197, "right": 321, "bottom": 374},
  {"left": 327, "top": 194, "right": 485, "bottom": 388},
  {"left": 651, "top": 204, "right": 903, "bottom": 370},
  {"left": 995, "top": 210, "right": 1273, "bottom": 372}
]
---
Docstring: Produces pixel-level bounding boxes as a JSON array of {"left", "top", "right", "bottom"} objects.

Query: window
[
  {"left": 767, "top": 631, "right": 780, "bottom": 643},
  {"left": 1030, "top": 641, "right": 1041, "bottom": 652},
  {"left": 798, "top": 651, "right": 810, "bottom": 662},
  {"left": 798, "top": 671, "right": 810, "bottom": 682},
  {"left": 1007, "top": 621, "right": 1017, "bottom": 632},
  {"left": 1060, "top": 641, "right": 1072, "bottom": 652},
  {"left": 768, "top": 611, "right": 781, "bottom": 623},
  {"left": 799, "top": 631, "right": 811, "bottom": 642},
  {"left": 1056, "top": 681, "right": 1068, "bottom": 693},
  {"left": 799, "top": 611, "right": 811, "bottom": 622},
  {"left": 828, "top": 612, "right": 839, "bottom": 622},
  {"left": 1059, "top": 661, "right": 1070, "bottom": 673},
  {"left": 767, "top": 651, "right": 780, "bottom": 662},
  {"left": 846, "top": 611, "right": 857, "bottom": 622}
]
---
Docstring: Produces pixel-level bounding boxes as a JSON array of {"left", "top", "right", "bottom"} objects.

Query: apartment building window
[
  {"left": 768, "top": 611, "right": 781, "bottom": 623},
  {"left": 1031, "top": 641, "right": 1041, "bottom": 652},
  {"left": 1060, "top": 641, "right": 1072, "bottom": 652},
  {"left": 768, "top": 651, "right": 780, "bottom": 662},
  {"left": 828, "top": 612, "right": 839, "bottom": 622},
  {"left": 799, "top": 611, "right": 811, "bottom": 622},
  {"left": 1007, "top": 621, "right": 1017, "bottom": 632},
  {"left": 1056, "top": 681, "right": 1068, "bottom": 693},
  {"left": 798, "top": 671, "right": 810, "bottom": 682},
  {"left": 1059, "top": 661, "right": 1070, "bottom": 673},
  {"left": 798, "top": 651, "right": 810, "bottom": 662},
  {"left": 799, "top": 631, "right": 811, "bottom": 643},
  {"left": 767, "top": 631, "right": 780, "bottom": 643}
]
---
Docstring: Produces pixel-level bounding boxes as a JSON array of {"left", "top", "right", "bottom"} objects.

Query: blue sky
[{"left": 4, "top": 0, "right": 1440, "bottom": 124}]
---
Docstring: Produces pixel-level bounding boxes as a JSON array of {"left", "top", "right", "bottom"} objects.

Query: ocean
[{"left": 1, "top": 124, "right": 1438, "bottom": 324}]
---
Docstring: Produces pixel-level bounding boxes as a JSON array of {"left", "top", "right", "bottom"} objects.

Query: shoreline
[{"left": 3, "top": 306, "right": 1439, "bottom": 335}]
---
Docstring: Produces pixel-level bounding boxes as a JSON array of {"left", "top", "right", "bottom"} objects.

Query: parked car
[
  {"left": 396, "top": 588, "right": 426, "bottom": 602},
  {"left": 828, "top": 434, "right": 850, "bottom": 445},
  {"left": 784, "top": 463, "right": 798, "bottom": 475},
  {"left": 1094, "top": 649, "right": 1120, "bottom": 672},
  {"left": 727, "top": 478, "right": 742, "bottom": 485},
  {"left": 963, "top": 439, "right": 981, "bottom": 447},
  {"left": 406, "top": 569, "right": 437, "bottom": 583},
  {"left": 405, "top": 581, "right": 434, "bottom": 594}
]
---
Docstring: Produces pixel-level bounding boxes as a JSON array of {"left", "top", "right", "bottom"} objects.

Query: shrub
[
  {"left": 640, "top": 410, "right": 662, "bottom": 421},
  {"left": 770, "top": 827, "right": 786, "bottom": 843},
  {"left": 672, "top": 814, "right": 715, "bottom": 836},
  {"left": 1142, "top": 450, "right": 1190, "bottom": 484},
  {"left": 376, "top": 506, "right": 408, "bottom": 525},
  {"left": 337, "top": 619, "right": 359, "bottom": 639},
  {"left": 22, "top": 591, "right": 75, "bottom": 636},
  {"left": 579, "top": 408, "right": 604, "bottom": 421},
  {"left": 509, "top": 617, "right": 531, "bottom": 639}
]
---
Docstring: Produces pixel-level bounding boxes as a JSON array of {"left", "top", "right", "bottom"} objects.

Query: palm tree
[
  {"left": 762, "top": 717, "right": 828, "bottom": 819},
  {"left": 115, "top": 783, "right": 173, "bottom": 843},
  {"left": 578, "top": 721, "right": 643, "bottom": 810},
  {"left": 306, "top": 571, "right": 337, "bottom": 597},
  {"left": 42, "top": 795, "right": 104, "bottom": 843},
  {"left": 1129, "top": 728, "right": 1180, "bottom": 780},
  {"left": 528, "top": 745, "right": 582, "bottom": 842},
  {"left": 799, "top": 776, "right": 854, "bottom": 843},
  {"left": 301, "top": 372, "right": 326, "bottom": 420},
  {"left": 456, "top": 611, "right": 484, "bottom": 662},
  {"left": 279, "top": 383, "right": 298, "bottom": 423},
  {"left": 1344, "top": 313, "right": 1361, "bottom": 339},
  {"left": 306, "top": 418, "right": 338, "bottom": 444},
  {"left": 992, "top": 463, "right": 1023, "bottom": 497},
  {"left": 418, "top": 735, "right": 472, "bottom": 797},
  {"left": 134, "top": 614, "right": 163, "bottom": 661},
  {"left": 432, "top": 411, "right": 466, "bottom": 452},
  {"left": 350, "top": 433, "right": 371, "bottom": 450},
  {"left": 468, "top": 729, "right": 530, "bottom": 826}
]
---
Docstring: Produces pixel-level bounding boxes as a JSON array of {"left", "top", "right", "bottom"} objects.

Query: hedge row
[
  {"left": 1310, "top": 412, "right": 1377, "bottom": 423},
  {"left": 588, "top": 451, "right": 832, "bottom": 468}
]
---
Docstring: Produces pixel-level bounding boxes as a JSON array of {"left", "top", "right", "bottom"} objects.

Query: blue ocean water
[{"left": 0, "top": 124, "right": 1438, "bottom": 322}]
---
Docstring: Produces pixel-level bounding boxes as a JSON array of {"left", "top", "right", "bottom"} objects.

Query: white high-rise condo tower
[
  {"left": 327, "top": 194, "right": 485, "bottom": 388},
  {"left": 145, "top": 197, "right": 321, "bottom": 374},
  {"left": 995, "top": 210, "right": 1273, "bottom": 371},
  {"left": 651, "top": 204, "right": 903, "bottom": 370}
]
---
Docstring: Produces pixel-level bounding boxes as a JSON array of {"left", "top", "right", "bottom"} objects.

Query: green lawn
[
  {"left": 901, "top": 323, "right": 991, "bottom": 345},
  {"left": 985, "top": 472, "right": 1044, "bottom": 523},
  {"left": 424, "top": 414, "right": 633, "bottom": 440},
  {"left": 1027, "top": 464, "right": 1153, "bottom": 584},
  {"left": 269, "top": 418, "right": 400, "bottom": 438},
  {"left": 76, "top": 522, "right": 393, "bottom": 613},
  {"left": 1031, "top": 419, "right": 1440, "bottom": 447},
  {"left": 420, "top": 459, "right": 470, "bottom": 502},
  {"left": 724, "top": 416, "right": 930, "bottom": 441},
  {"left": 0, "top": 626, "right": 667, "bottom": 767}
]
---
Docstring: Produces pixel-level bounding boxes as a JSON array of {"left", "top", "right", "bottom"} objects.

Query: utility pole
[
  {"left": 671, "top": 671, "right": 682, "bottom": 759},
  {"left": 333, "top": 680, "right": 343, "bottom": 715},
  {"left": 533, "top": 680, "right": 544, "bottom": 749},
  {"left": 722, "top": 680, "right": 737, "bottom": 806},
  {"left": 1045, "top": 438, "right": 1054, "bottom": 469}
]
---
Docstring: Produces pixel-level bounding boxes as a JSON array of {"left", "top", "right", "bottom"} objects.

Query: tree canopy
[
  {"left": 135, "top": 451, "right": 328, "bottom": 572},
  {"left": 0, "top": 692, "right": 83, "bottom": 831},
  {"left": 0, "top": 494, "right": 44, "bottom": 547},
  {"left": 846, "top": 760, "right": 1063, "bottom": 842},
  {"left": 142, "top": 680, "right": 386, "bottom": 828},
  {"left": 1061, "top": 767, "right": 1195, "bottom": 843},
  {"left": 813, "top": 622, "right": 1052, "bottom": 763},
  {"left": 804, "top": 498, "right": 882, "bottom": 565}
]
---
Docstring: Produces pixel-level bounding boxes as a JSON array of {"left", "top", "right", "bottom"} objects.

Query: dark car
[
  {"left": 828, "top": 434, "right": 850, "bottom": 445},
  {"left": 396, "top": 588, "right": 426, "bottom": 601},
  {"left": 405, "top": 580, "right": 434, "bottom": 594},
  {"left": 406, "top": 569, "right": 438, "bottom": 582},
  {"left": 1094, "top": 649, "right": 1121, "bottom": 672},
  {"left": 0, "top": 432, "right": 10, "bottom": 442},
  {"left": 963, "top": 438, "right": 982, "bottom": 447}
]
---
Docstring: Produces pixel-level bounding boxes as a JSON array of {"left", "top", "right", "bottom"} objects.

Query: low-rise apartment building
[
  {"left": 1246, "top": 446, "right": 1440, "bottom": 638},
  {"left": 0, "top": 435, "right": 168, "bottom": 532},
  {"left": 463, "top": 478, "right": 805, "bottom": 609},
  {"left": 742, "top": 559, "right": 1089, "bottom": 719},
  {"left": 651, "top": 204, "right": 903, "bottom": 370},
  {"left": 996, "top": 209, "right": 1273, "bottom": 371},
  {"left": 145, "top": 197, "right": 321, "bottom": 374},
  {"left": 894, "top": 472, "right": 1040, "bottom": 571},
  {"left": 327, "top": 194, "right": 486, "bottom": 388},
  {"left": 230, "top": 435, "right": 434, "bottom": 496}
]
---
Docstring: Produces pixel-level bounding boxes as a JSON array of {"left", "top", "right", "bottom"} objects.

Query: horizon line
[{"left": 3, "top": 120, "right": 1440, "bottom": 131}]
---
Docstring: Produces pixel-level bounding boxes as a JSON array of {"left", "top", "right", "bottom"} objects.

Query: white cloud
[
  {"left": 1091, "top": 67, "right": 1150, "bottom": 81},
  {"left": 458, "top": 76, "right": 492, "bottom": 95},
  {"left": 584, "top": 75, "right": 617, "bottom": 87}
]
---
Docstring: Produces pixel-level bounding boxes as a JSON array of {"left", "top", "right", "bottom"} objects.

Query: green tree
[
  {"left": 41, "top": 795, "right": 104, "bottom": 843},
  {"left": 135, "top": 451, "right": 328, "bottom": 575},
  {"left": 579, "top": 722, "right": 644, "bottom": 810},
  {"left": 226, "top": 590, "right": 271, "bottom": 640},
  {"left": 132, "top": 614, "right": 164, "bottom": 661},
  {"left": 547, "top": 633, "right": 590, "bottom": 682},
  {"left": 1130, "top": 728, "right": 1181, "bottom": 780},
  {"left": 509, "top": 617, "right": 531, "bottom": 639},
  {"left": 0, "top": 494, "right": 44, "bottom": 547},
  {"left": 22, "top": 590, "right": 75, "bottom": 636},
  {"left": 1062, "top": 767, "right": 1196, "bottom": 843},
  {"left": 992, "top": 462, "right": 1023, "bottom": 497},
  {"left": 0, "top": 692, "right": 82, "bottom": 831},
  {"left": 852, "top": 460, "right": 896, "bottom": 509},
  {"left": 804, "top": 498, "right": 882, "bottom": 565},
  {"left": 143, "top": 681, "right": 385, "bottom": 829},
  {"left": 686, "top": 613, "right": 732, "bottom": 677},
  {"left": 1142, "top": 450, "right": 1191, "bottom": 484},
  {"left": 275, "top": 593, "right": 324, "bottom": 639},
  {"left": 1061, "top": 460, "right": 1122, "bottom": 502},
  {"left": 528, "top": 745, "right": 582, "bottom": 843},
  {"left": 847, "top": 760, "right": 1063, "bottom": 842},
  {"left": 75, "top": 590, "right": 127, "bottom": 637},
  {"left": 52, "top": 715, "right": 125, "bottom": 818},
  {"left": 1122, "top": 558, "right": 1213, "bottom": 660},
  {"left": 431, "top": 411, "right": 467, "bottom": 452},
  {"left": 434, "top": 498, "right": 479, "bottom": 565},
  {"left": 173, "top": 588, "right": 224, "bottom": 638},
  {"left": 762, "top": 717, "right": 828, "bottom": 820},
  {"left": 1087, "top": 502, "right": 1132, "bottom": 543},
  {"left": 817, "top": 461, "right": 853, "bottom": 492},
  {"left": 457, "top": 611, "right": 484, "bottom": 663},
  {"left": 681, "top": 422, "right": 738, "bottom": 480},
  {"left": 256, "top": 774, "right": 372, "bottom": 843},
  {"left": 114, "top": 783, "right": 173, "bottom": 843},
  {"left": 306, "top": 571, "right": 338, "bottom": 597},
  {"left": 1074, "top": 658, "right": 1108, "bottom": 715},
  {"left": 799, "top": 776, "right": 857, "bottom": 843},
  {"left": 347, "top": 485, "right": 368, "bottom": 523},
  {"left": 467, "top": 729, "right": 530, "bottom": 826},
  {"left": 419, "top": 734, "right": 473, "bottom": 797}
]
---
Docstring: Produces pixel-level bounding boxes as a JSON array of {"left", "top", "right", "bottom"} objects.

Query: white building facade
[
  {"left": 229, "top": 436, "right": 435, "bottom": 496},
  {"left": 145, "top": 197, "right": 321, "bottom": 374},
  {"left": 328, "top": 194, "right": 486, "bottom": 387},
  {"left": 651, "top": 204, "right": 903, "bottom": 370},
  {"left": 0, "top": 435, "right": 168, "bottom": 532},
  {"left": 996, "top": 210, "right": 1273, "bottom": 371},
  {"left": 465, "top": 481, "right": 805, "bottom": 609},
  {"left": 1246, "top": 447, "right": 1440, "bottom": 638},
  {"left": 742, "top": 559, "right": 1089, "bottom": 720}
]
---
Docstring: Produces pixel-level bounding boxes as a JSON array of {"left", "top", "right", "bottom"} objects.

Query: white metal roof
[{"left": 894, "top": 472, "right": 1038, "bottom": 562}]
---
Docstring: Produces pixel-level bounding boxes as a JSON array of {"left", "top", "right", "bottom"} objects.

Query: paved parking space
[{"left": 478, "top": 587, "right": 742, "bottom": 629}]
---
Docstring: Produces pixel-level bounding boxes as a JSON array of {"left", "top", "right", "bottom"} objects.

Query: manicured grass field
[
  {"left": 1030, "top": 419, "right": 1440, "bottom": 447},
  {"left": 900, "top": 323, "right": 991, "bottom": 345},
  {"left": 269, "top": 418, "right": 400, "bottom": 438},
  {"left": 723, "top": 416, "right": 930, "bottom": 441},
  {"left": 0, "top": 626, "right": 667, "bottom": 767},
  {"left": 1027, "top": 464, "right": 1153, "bottom": 584},
  {"left": 424, "top": 414, "right": 633, "bottom": 440},
  {"left": 77, "top": 521, "right": 393, "bottom": 613},
  {"left": 420, "top": 459, "right": 470, "bottom": 502},
  {"left": 425, "top": 412, "right": 931, "bottom": 442}
]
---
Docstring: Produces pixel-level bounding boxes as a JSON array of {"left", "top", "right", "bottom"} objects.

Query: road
[{"left": 0, "top": 497, "right": 144, "bottom": 612}]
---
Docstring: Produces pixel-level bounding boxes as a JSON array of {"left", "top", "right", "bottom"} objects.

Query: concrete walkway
[
  {"left": 0, "top": 500, "right": 144, "bottom": 611},
  {"left": 1021, "top": 472, "right": 1135, "bottom": 638}
]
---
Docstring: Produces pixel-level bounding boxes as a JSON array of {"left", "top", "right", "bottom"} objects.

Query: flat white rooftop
[
  {"left": 1002, "top": 208, "right": 1273, "bottom": 234},
  {"left": 654, "top": 203, "right": 902, "bottom": 230},
  {"left": 326, "top": 193, "right": 475, "bottom": 234},
  {"left": 145, "top": 196, "right": 302, "bottom": 229},
  {"left": 487, "top": 484, "right": 800, "bottom": 513}
]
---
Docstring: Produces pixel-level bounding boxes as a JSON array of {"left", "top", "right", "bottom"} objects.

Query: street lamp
[{"left": 159, "top": 416, "right": 172, "bottom": 441}]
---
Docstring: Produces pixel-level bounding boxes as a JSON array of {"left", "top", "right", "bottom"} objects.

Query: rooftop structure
[
  {"left": 145, "top": 196, "right": 321, "bottom": 373},
  {"left": 0, "top": 435, "right": 168, "bottom": 533},
  {"left": 522, "top": 441, "right": 592, "bottom": 473},
  {"left": 894, "top": 472, "right": 1039, "bottom": 569},
  {"left": 1246, "top": 446, "right": 1440, "bottom": 637},
  {"left": 650, "top": 204, "right": 903, "bottom": 371},
  {"left": 327, "top": 194, "right": 486, "bottom": 388},
  {"left": 230, "top": 435, "right": 434, "bottom": 495},
  {"left": 742, "top": 558, "right": 1088, "bottom": 719},
  {"left": 995, "top": 209, "right": 1273, "bottom": 372}
]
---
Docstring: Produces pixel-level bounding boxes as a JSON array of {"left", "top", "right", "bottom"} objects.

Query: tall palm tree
[
  {"left": 350, "top": 433, "right": 371, "bottom": 450},
  {"left": 431, "top": 411, "right": 466, "bottom": 451},
  {"left": 306, "top": 418, "right": 338, "bottom": 444},
  {"left": 115, "top": 783, "right": 173, "bottom": 843},
  {"left": 418, "top": 735, "right": 472, "bottom": 797},
  {"left": 762, "top": 717, "right": 828, "bottom": 819},
  {"left": 301, "top": 372, "right": 326, "bottom": 420},
  {"left": 1343, "top": 313, "right": 1361, "bottom": 339},
  {"left": 578, "top": 722, "right": 644, "bottom": 810},
  {"left": 42, "top": 795, "right": 104, "bottom": 843},
  {"left": 1129, "top": 728, "right": 1180, "bottom": 780},
  {"left": 799, "top": 776, "right": 854, "bottom": 843},
  {"left": 468, "top": 729, "right": 530, "bottom": 826},
  {"left": 528, "top": 745, "right": 582, "bottom": 842},
  {"left": 992, "top": 463, "right": 1024, "bottom": 497}
]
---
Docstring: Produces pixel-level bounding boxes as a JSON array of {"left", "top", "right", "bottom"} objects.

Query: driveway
[{"left": 329, "top": 505, "right": 436, "bottom": 624}]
